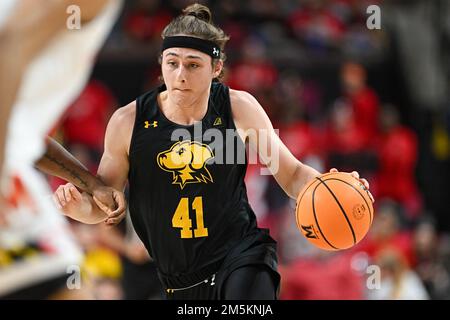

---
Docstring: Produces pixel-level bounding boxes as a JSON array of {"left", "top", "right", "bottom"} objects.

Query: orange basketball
[{"left": 295, "top": 172, "right": 373, "bottom": 251}]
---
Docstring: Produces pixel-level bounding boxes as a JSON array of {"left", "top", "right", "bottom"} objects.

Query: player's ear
[{"left": 212, "top": 59, "right": 223, "bottom": 79}]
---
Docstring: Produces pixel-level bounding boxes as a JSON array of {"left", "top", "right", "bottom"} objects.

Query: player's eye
[{"left": 189, "top": 63, "right": 199, "bottom": 69}]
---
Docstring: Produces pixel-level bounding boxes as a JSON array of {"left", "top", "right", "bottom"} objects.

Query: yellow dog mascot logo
[{"left": 157, "top": 141, "right": 214, "bottom": 189}]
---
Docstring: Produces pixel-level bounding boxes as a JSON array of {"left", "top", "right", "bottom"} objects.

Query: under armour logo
[
  {"left": 145, "top": 120, "right": 158, "bottom": 128},
  {"left": 212, "top": 47, "right": 219, "bottom": 57}
]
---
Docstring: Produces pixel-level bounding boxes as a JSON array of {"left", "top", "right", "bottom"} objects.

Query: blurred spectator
[
  {"left": 343, "top": 25, "right": 385, "bottom": 60},
  {"left": 287, "top": 0, "right": 346, "bottom": 54},
  {"left": 247, "top": 0, "right": 282, "bottom": 19},
  {"left": 367, "top": 248, "right": 429, "bottom": 300},
  {"left": 338, "top": 0, "right": 385, "bottom": 59},
  {"left": 276, "top": 71, "right": 323, "bottom": 122},
  {"left": 356, "top": 199, "right": 415, "bottom": 267},
  {"left": 413, "top": 216, "right": 450, "bottom": 299},
  {"left": 277, "top": 85, "right": 324, "bottom": 172},
  {"left": 340, "top": 62, "right": 379, "bottom": 142},
  {"left": 83, "top": 248, "right": 124, "bottom": 300},
  {"left": 72, "top": 223, "right": 123, "bottom": 300},
  {"left": 375, "top": 104, "right": 423, "bottom": 218},
  {"left": 123, "top": 0, "right": 173, "bottom": 42},
  {"left": 322, "top": 98, "right": 377, "bottom": 174},
  {"left": 62, "top": 80, "right": 117, "bottom": 152},
  {"left": 220, "top": 20, "right": 249, "bottom": 59},
  {"left": 226, "top": 37, "right": 278, "bottom": 95},
  {"left": 324, "top": 98, "right": 368, "bottom": 153}
]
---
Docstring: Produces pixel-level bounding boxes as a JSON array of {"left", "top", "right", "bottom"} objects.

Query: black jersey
[{"left": 128, "top": 82, "right": 277, "bottom": 288}]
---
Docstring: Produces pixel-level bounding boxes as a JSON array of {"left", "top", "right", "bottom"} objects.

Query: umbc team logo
[{"left": 157, "top": 140, "right": 214, "bottom": 189}]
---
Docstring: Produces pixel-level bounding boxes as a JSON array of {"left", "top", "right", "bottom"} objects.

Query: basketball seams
[
  {"left": 316, "top": 177, "right": 357, "bottom": 245},
  {"left": 312, "top": 180, "right": 339, "bottom": 250},
  {"left": 322, "top": 177, "right": 373, "bottom": 225}
]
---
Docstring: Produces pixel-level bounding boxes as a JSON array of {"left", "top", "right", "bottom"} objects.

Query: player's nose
[{"left": 176, "top": 65, "right": 187, "bottom": 83}]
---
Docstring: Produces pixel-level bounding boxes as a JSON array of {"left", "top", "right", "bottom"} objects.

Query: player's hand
[
  {"left": 53, "top": 183, "right": 92, "bottom": 216},
  {"left": 92, "top": 185, "right": 126, "bottom": 226},
  {"left": 329, "top": 168, "right": 375, "bottom": 203}
]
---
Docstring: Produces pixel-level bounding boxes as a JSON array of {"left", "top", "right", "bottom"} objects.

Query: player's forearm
[
  {"left": 63, "top": 192, "right": 108, "bottom": 224},
  {"left": 35, "top": 137, "right": 103, "bottom": 193},
  {"left": 288, "top": 163, "right": 321, "bottom": 200}
]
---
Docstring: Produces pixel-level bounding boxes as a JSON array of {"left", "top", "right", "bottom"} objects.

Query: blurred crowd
[{"left": 44, "top": 0, "right": 450, "bottom": 299}]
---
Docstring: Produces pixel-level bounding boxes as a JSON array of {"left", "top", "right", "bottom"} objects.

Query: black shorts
[
  {"left": 165, "top": 263, "right": 279, "bottom": 300},
  {"left": 163, "top": 230, "right": 280, "bottom": 300}
]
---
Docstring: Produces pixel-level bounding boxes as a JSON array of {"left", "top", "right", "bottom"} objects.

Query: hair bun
[{"left": 183, "top": 3, "right": 212, "bottom": 24}]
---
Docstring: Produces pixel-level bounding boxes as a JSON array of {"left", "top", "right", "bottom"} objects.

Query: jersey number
[{"left": 172, "top": 197, "right": 208, "bottom": 239}]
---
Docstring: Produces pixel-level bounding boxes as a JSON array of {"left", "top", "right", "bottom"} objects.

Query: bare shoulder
[
  {"left": 229, "top": 89, "right": 258, "bottom": 111},
  {"left": 229, "top": 89, "right": 257, "bottom": 126},
  {"left": 106, "top": 101, "right": 136, "bottom": 154},
  {"left": 229, "top": 88, "right": 269, "bottom": 131},
  {"left": 109, "top": 101, "right": 136, "bottom": 126}
]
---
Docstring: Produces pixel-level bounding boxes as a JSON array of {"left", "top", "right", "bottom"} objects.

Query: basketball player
[
  {"left": 0, "top": 0, "right": 125, "bottom": 298},
  {"left": 54, "top": 3, "right": 372, "bottom": 300}
]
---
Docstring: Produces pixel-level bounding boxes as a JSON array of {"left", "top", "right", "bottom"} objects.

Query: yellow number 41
[{"left": 172, "top": 197, "right": 208, "bottom": 239}]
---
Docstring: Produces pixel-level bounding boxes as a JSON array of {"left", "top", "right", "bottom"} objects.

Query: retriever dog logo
[{"left": 157, "top": 141, "right": 214, "bottom": 189}]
